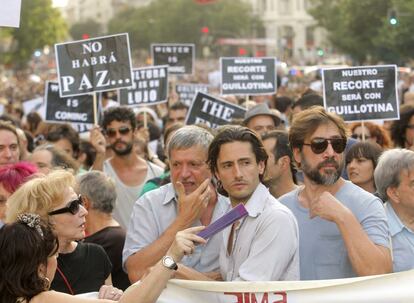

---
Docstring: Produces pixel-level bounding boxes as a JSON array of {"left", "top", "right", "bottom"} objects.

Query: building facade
[{"left": 247, "top": 0, "right": 328, "bottom": 63}]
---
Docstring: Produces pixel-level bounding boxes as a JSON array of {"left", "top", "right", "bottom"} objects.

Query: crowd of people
[{"left": 0, "top": 73, "right": 414, "bottom": 302}]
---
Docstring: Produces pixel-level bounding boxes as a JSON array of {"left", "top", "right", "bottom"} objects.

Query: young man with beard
[
  {"left": 90, "top": 107, "right": 164, "bottom": 228},
  {"left": 280, "top": 106, "right": 392, "bottom": 280}
]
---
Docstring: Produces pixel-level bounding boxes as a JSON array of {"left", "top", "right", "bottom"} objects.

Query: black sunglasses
[
  {"left": 105, "top": 127, "right": 132, "bottom": 138},
  {"left": 303, "top": 138, "right": 347, "bottom": 154},
  {"left": 48, "top": 195, "right": 83, "bottom": 216}
]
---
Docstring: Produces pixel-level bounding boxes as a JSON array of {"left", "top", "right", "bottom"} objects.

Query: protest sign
[
  {"left": 157, "top": 270, "right": 414, "bottom": 303},
  {"left": 44, "top": 81, "right": 95, "bottom": 125},
  {"left": 0, "top": 0, "right": 21, "bottom": 27},
  {"left": 220, "top": 57, "right": 277, "bottom": 95},
  {"left": 55, "top": 33, "right": 133, "bottom": 97},
  {"left": 185, "top": 92, "right": 246, "bottom": 128},
  {"left": 151, "top": 44, "right": 195, "bottom": 74},
  {"left": 322, "top": 65, "right": 399, "bottom": 122},
  {"left": 176, "top": 83, "right": 209, "bottom": 107},
  {"left": 118, "top": 65, "right": 169, "bottom": 107}
]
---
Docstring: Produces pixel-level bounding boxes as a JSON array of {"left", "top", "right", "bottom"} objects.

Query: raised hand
[
  {"left": 167, "top": 226, "right": 207, "bottom": 262},
  {"left": 175, "top": 178, "right": 211, "bottom": 227},
  {"left": 89, "top": 126, "right": 106, "bottom": 155},
  {"left": 309, "top": 191, "right": 350, "bottom": 223}
]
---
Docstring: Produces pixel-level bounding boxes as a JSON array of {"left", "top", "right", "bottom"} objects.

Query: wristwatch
[{"left": 162, "top": 256, "right": 178, "bottom": 270}]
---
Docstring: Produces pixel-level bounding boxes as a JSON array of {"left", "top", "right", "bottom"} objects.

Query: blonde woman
[{"left": 6, "top": 170, "right": 116, "bottom": 298}]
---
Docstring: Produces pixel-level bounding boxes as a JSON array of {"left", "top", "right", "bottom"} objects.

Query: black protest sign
[
  {"left": 151, "top": 44, "right": 195, "bottom": 74},
  {"left": 322, "top": 65, "right": 399, "bottom": 122},
  {"left": 55, "top": 33, "right": 133, "bottom": 97},
  {"left": 72, "top": 123, "right": 93, "bottom": 134},
  {"left": 45, "top": 82, "right": 95, "bottom": 125},
  {"left": 118, "top": 65, "right": 169, "bottom": 107},
  {"left": 176, "top": 83, "right": 209, "bottom": 107},
  {"left": 186, "top": 92, "right": 246, "bottom": 128},
  {"left": 220, "top": 57, "right": 277, "bottom": 95}
]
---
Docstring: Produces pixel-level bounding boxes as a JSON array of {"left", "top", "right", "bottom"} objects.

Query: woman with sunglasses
[
  {"left": 0, "top": 213, "right": 206, "bottom": 303},
  {"left": 349, "top": 122, "right": 391, "bottom": 149},
  {"left": 6, "top": 170, "right": 119, "bottom": 299}
]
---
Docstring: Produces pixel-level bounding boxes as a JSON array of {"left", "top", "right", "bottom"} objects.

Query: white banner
[{"left": 156, "top": 270, "right": 414, "bottom": 303}]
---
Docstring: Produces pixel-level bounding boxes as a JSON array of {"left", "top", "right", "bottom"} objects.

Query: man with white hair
[{"left": 374, "top": 148, "right": 414, "bottom": 272}]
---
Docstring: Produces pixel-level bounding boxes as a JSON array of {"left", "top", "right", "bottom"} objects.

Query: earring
[{"left": 43, "top": 277, "right": 51, "bottom": 290}]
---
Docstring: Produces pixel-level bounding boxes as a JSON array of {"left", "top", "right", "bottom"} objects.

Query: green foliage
[
  {"left": 70, "top": 19, "right": 102, "bottom": 40},
  {"left": 0, "top": 0, "right": 67, "bottom": 68},
  {"left": 308, "top": 0, "right": 414, "bottom": 64},
  {"left": 108, "top": 0, "right": 262, "bottom": 56}
]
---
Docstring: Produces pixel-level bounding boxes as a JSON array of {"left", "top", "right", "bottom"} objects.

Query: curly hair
[
  {"left": 101, "top": 106, "right": 136, "bottom": 131},
  {"left": 0, "top": 220, "right": 58, "bottom": 302}
]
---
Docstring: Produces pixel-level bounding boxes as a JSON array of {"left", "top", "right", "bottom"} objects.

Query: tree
[
  {"left": 108, "top": 0, "right": 263, "bottom": 57},
  {"left": 309, "top": 0, "right": 392, "bottom": 64},
  {"left": 0, "top": 0, "right": 67, "bottom": 68},
  {"left": 70, "top": 19, "right": 102, "bottom": 40}
]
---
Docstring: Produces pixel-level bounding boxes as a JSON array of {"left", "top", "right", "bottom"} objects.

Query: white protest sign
[
  {"left": 0, "top": 0, "right": 21, "bottom": 28},
  {"left": 157, "top": 270, "right": 414, "bottom": 303}
]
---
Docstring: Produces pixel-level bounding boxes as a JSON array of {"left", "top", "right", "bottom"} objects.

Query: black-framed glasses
[
  {"left": 48, "top": 195, "right": 83, "bottom": 216},
  {"left": 351, "top": 134, "right": 371, "bottom": 140},
  {"left": 105, "top": 127, "right": 132, "bottom": 138},
  {"left": 406, "top": 124, "right": 414, "bottom": 130},
  {"left": 303, "top": 138, "right": 347, "bottom": 154}
]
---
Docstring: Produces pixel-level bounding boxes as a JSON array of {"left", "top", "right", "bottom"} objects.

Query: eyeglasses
[
  {"left": 406, "top": 124, "right": 414, "bottom": 130},
  {"left": 303, "top": 138, "right": 347, "bottom": 154},
  {"left": 105, "top": 127, "right": 132, "bottom": 138},
  {"left": 351, "top": 134, "right": 371, "bottom": 140},
  {"left": 48, "top": 195, "right": 83, "bottom": 216}
]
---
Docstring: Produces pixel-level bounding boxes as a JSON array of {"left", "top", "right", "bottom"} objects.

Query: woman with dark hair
[
  {"left": 390, "top": 104, "right": 414, "bottom": 148},
  {"left": 0, "top": 213, "right": 205, "bottom": 303},
  {"left": 346, "top": 141, "right": 383, "bottom": 194},
  {"left": 0, "top": 162, "right": 37, "bottom": 228}
]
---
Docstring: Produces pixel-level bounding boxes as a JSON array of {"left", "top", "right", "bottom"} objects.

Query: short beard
[
  {"left": 301, "top": 154, "right": 343, "bottom": 186},
  {"left": 111, "top": 141, "right": 133, "bottom": 156}
]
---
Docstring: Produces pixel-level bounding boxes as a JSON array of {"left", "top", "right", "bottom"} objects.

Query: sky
[{"left": 52, "top": 0, "right": 68, "bottom": 7}]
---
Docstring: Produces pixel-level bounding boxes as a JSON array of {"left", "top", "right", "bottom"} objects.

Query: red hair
[{"left": 0, "top": 162, "right": 38, "bottom": 194}]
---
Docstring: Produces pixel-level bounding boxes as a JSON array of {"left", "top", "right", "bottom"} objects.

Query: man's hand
[
  {"left": 167, "top": 226, "right": 207, "bottom": 262},
  {"left": 90, "top": 126, "right": 107, "bottom": 155},
  {"left": 175, "top": 179, "right": 211, "bottom": 227},
  {"left": 309, "top": 191, "right": 350, "bottom": 223}
]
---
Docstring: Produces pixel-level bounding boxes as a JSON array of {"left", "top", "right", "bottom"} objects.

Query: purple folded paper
[{"left": 197, "top": 203, "right": 248, "bottom": 240}]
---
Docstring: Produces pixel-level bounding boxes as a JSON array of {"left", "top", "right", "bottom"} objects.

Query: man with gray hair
[
  {"left": 374, "top": 148, "right": 414, "bottom": 272},
  {"left": 123, "top": 125, "right": 230, "bottom": 283},
  {"left": 78, "top": 171, "right": 130, "bottom": 290}
]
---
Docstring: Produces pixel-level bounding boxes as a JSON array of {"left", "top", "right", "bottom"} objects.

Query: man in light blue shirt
[
  {"left": 123, "top": 126, "right": 230, "bottom": 283},
  {"left": 375, "top": 148, "right": 414, "bottom": 272},
  {"left": 280, "top": 107, "right": 391, "bottom": 280}
]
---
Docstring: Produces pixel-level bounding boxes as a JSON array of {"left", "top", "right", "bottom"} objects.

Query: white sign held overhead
[{"left": 0, "top": 0, "right": 21, "bottom": 28}]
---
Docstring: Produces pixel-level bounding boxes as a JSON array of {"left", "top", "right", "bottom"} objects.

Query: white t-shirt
[{"left": 103, "top": 160, "right": 164, "bottom": 228}]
